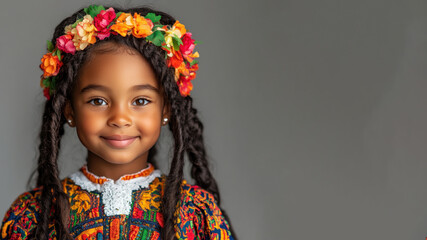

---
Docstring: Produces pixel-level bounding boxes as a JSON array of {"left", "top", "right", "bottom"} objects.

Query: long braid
[
  {"left": 182, "top": 97, "right": 219, "bottom": 198},
  {"left": 34, "top": 11, "right": 87, "bottom": 237},
  {"left": 181, "top": 97, "right": 238, "bottom": 238},
  {"left": 34, "top": 93, "right": 72, "bottom": 239},
  {"left": 162, "top": 105, "right": 186, "bottom": 240}
]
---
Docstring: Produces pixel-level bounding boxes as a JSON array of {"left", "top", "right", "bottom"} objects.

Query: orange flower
[
  {"left": 111, "top": 13, "right": 134, "bottom": 37},
  {"left": 132, "top": 13, "right": 153, "bottom": 38},
  {"left": 175, "top": 62, "right": 189, "bottom": 81},
  {"left": 173, "top": 20, "right": 186, "bottom": 36},
  {"left": 40, "top": 52, "right": 63, "bottom": 78}
]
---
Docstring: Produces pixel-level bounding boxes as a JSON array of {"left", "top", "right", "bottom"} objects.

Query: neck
[{"left": 86, "top": 151, "right": 149, "bottom": 181}]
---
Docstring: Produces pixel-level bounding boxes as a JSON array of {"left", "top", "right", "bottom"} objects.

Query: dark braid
[
  {"left": 33, "top": 9, "right": 93, "bottom": 239},
  {"left": 28, "top": 5, "right": 236, "bottom": 240},
  {"left": 34, "top": 66, "right": 74, "bottom": 239}
]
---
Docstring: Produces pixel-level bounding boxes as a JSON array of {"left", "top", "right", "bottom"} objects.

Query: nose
[{"left": 107, "top": 103, "right": 132, "bottom": 128}]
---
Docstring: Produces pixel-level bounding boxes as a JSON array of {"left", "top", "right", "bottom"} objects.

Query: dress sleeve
[
  {"left": 175, "top": 184, "right": 234, "bottom": 240},
  {"left": 0, "top": 191, "right": 41, "bottom": 240}
]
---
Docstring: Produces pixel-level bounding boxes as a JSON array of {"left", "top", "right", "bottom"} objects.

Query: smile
[{"left": 101, "top": 136, "right": 138, "bottom": 148}]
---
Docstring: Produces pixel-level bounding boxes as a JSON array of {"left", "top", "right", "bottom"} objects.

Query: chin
[{"left": 93, "top": 151, "right": 138, "bottom": 165}]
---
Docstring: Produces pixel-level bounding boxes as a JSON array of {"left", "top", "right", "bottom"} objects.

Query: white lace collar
[{"left": 68, "top": 164, "right": 162, "bottom": 216}]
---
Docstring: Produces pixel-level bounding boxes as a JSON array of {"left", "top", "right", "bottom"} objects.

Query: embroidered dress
[{"left": 0, "top": 164, "right": 234, "bottom": 240}]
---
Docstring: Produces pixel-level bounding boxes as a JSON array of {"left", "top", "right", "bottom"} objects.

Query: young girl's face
[{"left": 64, "top": 43, "right": 169, "bottom": 169}]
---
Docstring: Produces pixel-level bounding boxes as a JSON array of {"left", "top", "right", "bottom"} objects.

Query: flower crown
[{"left": 39, "top": 5, "right": 200, "bottom": 100}]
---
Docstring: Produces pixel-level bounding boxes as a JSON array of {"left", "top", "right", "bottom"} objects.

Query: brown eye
[
  {"left": 88, "top": 98, "right": 107, "bottom": 106},
  {"left": 133, "top": 98, "right": 150, "bottom": 106}
]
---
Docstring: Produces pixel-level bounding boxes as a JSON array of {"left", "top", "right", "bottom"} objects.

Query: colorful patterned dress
[{"left": 0, "top": 163, "right": 234, "bottom": 240}]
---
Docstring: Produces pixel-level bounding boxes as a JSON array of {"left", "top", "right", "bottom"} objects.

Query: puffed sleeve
[
  {"left": 0, "top": 190, "right": 42, "bottom": 240},
  {"left": 175, "top": 183, "right": 234, "bottom": 240}
]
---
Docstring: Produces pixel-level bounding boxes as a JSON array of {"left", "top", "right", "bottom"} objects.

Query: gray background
[{"left": 0, "top": 0, "right": 427, "bottom": 239}]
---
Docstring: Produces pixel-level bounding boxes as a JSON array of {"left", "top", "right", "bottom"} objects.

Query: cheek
[
  {"left": 75, "top": 111, "right": 105, "bottom": 137},
  {"left": 136, "top": 110, "right": 162, "bottom": 134}
]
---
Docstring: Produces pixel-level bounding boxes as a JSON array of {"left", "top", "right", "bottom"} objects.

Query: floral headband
[{"left": 39, "top": 4, "right": 200, "bottom": 100}]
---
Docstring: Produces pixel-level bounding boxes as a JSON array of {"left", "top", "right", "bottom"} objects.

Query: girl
[{"left": 0, "top": 4, "right": 235, "bottom": 240}]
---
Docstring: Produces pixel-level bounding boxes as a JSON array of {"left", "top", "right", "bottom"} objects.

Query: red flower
[
  {"left": 177, "top": 76, "right": 193, "bottom": 97},
  {"left": 94, "top": 7, "right": 116, "bottom": 40},
  {"left": 56, "top": 35, "right": 76, "bottom": 54},
  {"left": 167, "top": 49, "right": 184, "bottom": 68},
  {"left": 180, "top": 32, "right": 195, "bottom": 57},
  {"left": 43, "top": 88, "right": 51, "bottom": 100}
]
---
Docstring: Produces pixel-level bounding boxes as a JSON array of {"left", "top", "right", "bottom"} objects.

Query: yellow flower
[
  {"left": 110, "top": 13, "right": 134, "bottom": 37},
  {"left": 164, "top": 20, "right": 187, "bottom": 49},
  {"left": 71, "top": 15, "right": 97, "bottom": 51},
  {"left": 64, "top": 24, "right": 73, "bottom": 35}
]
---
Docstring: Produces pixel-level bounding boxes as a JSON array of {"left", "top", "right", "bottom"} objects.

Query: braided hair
[{"left": 27, "top": 5, "right": 236, "bottom": 240}]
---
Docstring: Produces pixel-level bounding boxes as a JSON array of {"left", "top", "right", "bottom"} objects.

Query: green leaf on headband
[
  {"left": 145, "top": 13, "right": 161, "bottom": 23},
  {"left": 190, "top": 59, "right": 198, "bottom": 67},
  {"left": 172, "top": 36, "right": 183, "bottom": 51},
  {"left": 42, "top": 78, "right": 50, "bottom": 88},
  {"left": 193, "top": 40, "right": 201, "bottom": 45},
  {"left": 115, "top": 12, "right": 123, "bottom": 20},
  {"left": 153, "top": 24, "right": 164, "bottom": 31},
  {"left": 71, "top": 19, "right": 83, "bottom": 28},
  {"left": 47, "top": 40, "right": 54, "bottom": 52},
  {"left": 84, "top": 5, "right": 105, "bottom": 18},
  {"left": 146, "top": 30, "right": 165, "bottom": 47},
  {"left": 56, "top": 49, "right": 62, "bottom": 61},
  {"left": 50, "top": 76, "right": 57, "bottom": 90}
]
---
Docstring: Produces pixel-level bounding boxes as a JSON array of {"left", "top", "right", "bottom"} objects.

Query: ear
[{"left": 63, "top": 100, "right": 75, "bottom": 127}]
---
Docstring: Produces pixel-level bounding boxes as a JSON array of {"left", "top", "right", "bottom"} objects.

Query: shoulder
[
  {"left": 0, "top": 178, "right": 75, "bottom": 240},
  {"left": 175, "top": 180, "right": 234, "bottom": 240},
  {"left": 0, "top": 187, "right": 43, "bottom": 239}
]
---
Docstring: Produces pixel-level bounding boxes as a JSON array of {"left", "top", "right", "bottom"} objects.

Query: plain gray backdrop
[{"left": 1, "top": 0, "right": 427, "bottom": 239}]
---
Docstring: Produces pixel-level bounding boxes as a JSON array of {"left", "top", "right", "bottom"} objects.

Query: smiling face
[{"left": 64, "top": 42, "right": 170, "bottom": 179}]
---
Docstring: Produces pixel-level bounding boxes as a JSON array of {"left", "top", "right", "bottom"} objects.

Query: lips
[{"left": 101, "top": 135, "right": 138, "bottom": 148}]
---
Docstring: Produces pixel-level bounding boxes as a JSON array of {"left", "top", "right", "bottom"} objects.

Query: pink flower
[
  {"left": 94, "top": 7, "right": 116, "bottom": 40},
  {"left": 56, "top": 35, "right": 76, "bottom": 54},
  {"left": 180, "top": 32, "right": 196, "bottom": 57}
]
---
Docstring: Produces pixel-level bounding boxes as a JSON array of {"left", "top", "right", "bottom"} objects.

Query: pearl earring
[
  {"left": 67, "top": 119, "right": 72, "bottom": 125},
  {"left": 162, "top": 118, "right": 168, "bottom": 125}
]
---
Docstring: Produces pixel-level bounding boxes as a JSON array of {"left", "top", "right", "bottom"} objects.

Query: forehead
[{"left": 75, "top": 47, "right": 158, "bottom": 94}]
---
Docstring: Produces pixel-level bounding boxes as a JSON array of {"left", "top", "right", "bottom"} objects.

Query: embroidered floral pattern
[{"left": 0, "top": 167, "right": 234, "bottom": 240}]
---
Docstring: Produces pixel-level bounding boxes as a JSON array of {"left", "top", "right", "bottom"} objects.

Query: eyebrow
[{"left": 80, "top": 84, "right": 160, "bottom": 94}]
